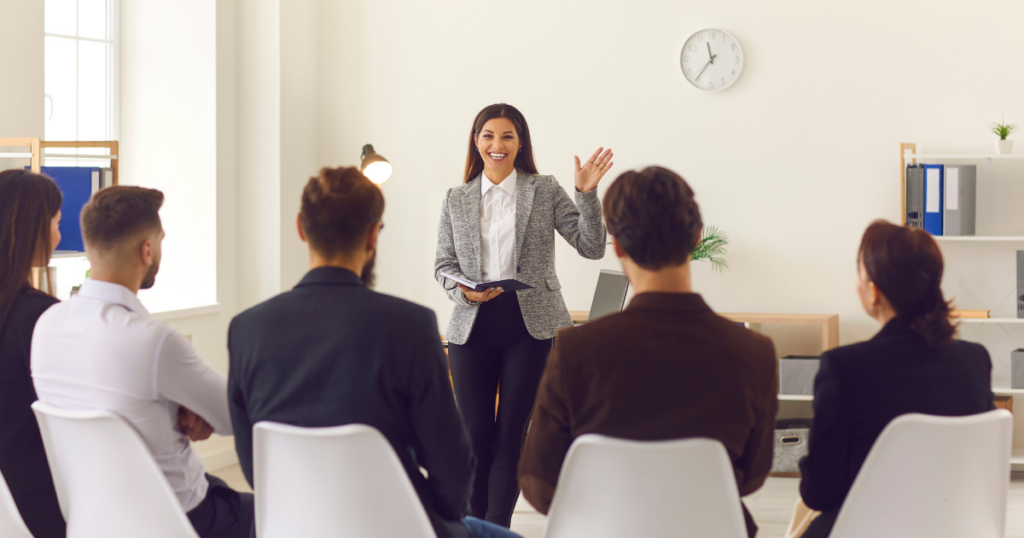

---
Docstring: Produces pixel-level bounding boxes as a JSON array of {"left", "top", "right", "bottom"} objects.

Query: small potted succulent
[
  {"left": 991, "top": 116, "right": 1018, "bottom": 155},
  {"left": 691, "top": 226, "right": 729, "bottom": 272}
]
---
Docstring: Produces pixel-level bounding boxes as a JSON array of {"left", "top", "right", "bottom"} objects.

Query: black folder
[{"left": 439, "top": 271, "right": 534, "bottom": 292}]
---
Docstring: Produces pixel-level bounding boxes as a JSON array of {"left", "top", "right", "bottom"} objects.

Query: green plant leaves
[{"left": 691, "top": 225, "right": 729, "bottom": 272}]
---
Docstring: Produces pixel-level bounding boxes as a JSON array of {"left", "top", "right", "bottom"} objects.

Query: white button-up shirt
[
  {"left": 31, "top": 279, "right": 232, "bottom": 512},
  {"left": 480, "top": 169, "right": 517, "bottom": 282}
]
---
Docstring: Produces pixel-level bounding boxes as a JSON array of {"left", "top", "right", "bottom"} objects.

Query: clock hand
[
  {"left": 695, "top": 60, "right": 712, "bottom": 81},
  {"left": 707, "top": 42, "right": 713, "bottom": 63}
]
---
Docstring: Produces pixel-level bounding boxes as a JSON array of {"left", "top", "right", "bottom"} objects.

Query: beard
[
  {"left": 361, "top": 251, "right": 376, "bottom": 288},
  {"left": 140, "top": 259, "right": 160, "bottom": 290}
]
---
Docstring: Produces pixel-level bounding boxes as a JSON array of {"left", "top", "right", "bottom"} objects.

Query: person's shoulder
[
  {"left": 708, "top": 314, "right": 776, "bottom": 363},
  {"left": 526, "top": 173, "right": 559, "bottom": 189},
  {"left": 555, "top": 311, "right": 630, "bottom": 356},
  {"left": 14, "top": 287, "right": 59, "bottom": 317}
]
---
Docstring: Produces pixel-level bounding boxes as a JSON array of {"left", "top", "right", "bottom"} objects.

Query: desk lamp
[{"left": 360, "top": 144, "right": 393, "bottom": 185}]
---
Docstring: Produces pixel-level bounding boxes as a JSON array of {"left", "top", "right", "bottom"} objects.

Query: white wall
[
  {"left": 0, "top": 0, "right": 43, "bottom": 169},
  {"left": 120, "top": 0, "right": 217, "bottom": 314},
  {"left": 309, "top": 0, "right": 1024, "bottom": 358}
]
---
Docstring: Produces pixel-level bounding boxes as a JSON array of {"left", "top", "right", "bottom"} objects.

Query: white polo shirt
[{"left": 31, "top": 279, "right": 232, "bottom": 512}]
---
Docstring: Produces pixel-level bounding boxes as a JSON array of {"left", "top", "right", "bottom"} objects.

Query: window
[
  {"left": 44, "top": 0, "right": 118, "bottom": 164},
  {"left": 44, "top": 0, "right": 119, "bottom": 300}
]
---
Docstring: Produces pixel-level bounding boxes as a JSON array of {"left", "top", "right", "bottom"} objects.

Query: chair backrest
[
  {"left": 0, "top": 469, "right": 33, "bottom": 538},
  {"left": 831, "top": 410, "right": 1013, "bottom": 538},
  {"left": 31, "top": 401, "right": 199, "bottom": 538},
  {"left": 544, "top": 435, "right": 747, "bottom": 538},
  {"left": 254, "top": 422, "right": 436, "bottom": 538}
]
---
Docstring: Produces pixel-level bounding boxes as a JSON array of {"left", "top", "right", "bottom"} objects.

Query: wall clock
[{"left": 680, "top": 28, "right": 744, "bottom": 92}]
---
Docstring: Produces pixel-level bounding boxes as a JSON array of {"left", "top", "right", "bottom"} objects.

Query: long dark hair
[
  {"left": 858, "top": 220, "right": 956, "bottom": 347},
  {"left": 463, "top": 103, "right": 539, "bottom": 183},
  {"left": 0, "top": 169, "right": 63, "bottom": 330}
]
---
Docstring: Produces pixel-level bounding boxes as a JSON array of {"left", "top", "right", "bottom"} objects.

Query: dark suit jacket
[
  {"left": 0, "top": 287, "right": 65, "bottom": 538},
  {"left": 228, "top": 268, "right": 474, "bottom": 538},
  {"left": 519, "top": 293, "right": 778, "bottom": 536},
  {"left": 799, "top": 316, "right": 995, "bottom": 538}
]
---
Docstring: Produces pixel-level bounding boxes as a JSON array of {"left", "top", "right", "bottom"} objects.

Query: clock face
[{"left": 680, "top": 29, "right": 744, "bottom": 92}]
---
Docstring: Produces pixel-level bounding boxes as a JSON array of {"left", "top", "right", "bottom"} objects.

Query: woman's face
[
  {"left": 475, "top": 117, "right": 521, "bottom": 177},
  {"left": 49, "top": 210, "right": 61, "bottom": 256},
  {"left": 35, "top": 210, "right": 61, "bottom": 267},
  {"left": 856, "top": 258, "right": 879, "bottom": 318}
]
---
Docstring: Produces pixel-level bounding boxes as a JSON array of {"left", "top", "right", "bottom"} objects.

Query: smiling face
[{"left": 475, "top": 117, "right": 522, "bottom": 181}]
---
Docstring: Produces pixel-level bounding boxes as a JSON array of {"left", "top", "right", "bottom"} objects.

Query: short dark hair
[
  {"left": 603, "top": 166, "right": 703, "bottom": 270},
  {"left": 858, "top": 220, "right": 956, "bottom": 347},
  {"left": 300, "top": 167, "right": 385, "bottom": 257},
  {"left": 81, "top": 186, "right": 164, "bottom": 250}
]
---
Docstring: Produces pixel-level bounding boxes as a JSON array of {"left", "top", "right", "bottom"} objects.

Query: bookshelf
[{"left": 902, "top": 142, "right": 1024, "bottom": 467}]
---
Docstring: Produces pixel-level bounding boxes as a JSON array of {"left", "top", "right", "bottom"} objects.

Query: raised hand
[
  {"left": 459, "top": 284, "right": 503, "bottom": 303},
  {"left": 574, "top": 147, "right": 614, "bottom": 193}
]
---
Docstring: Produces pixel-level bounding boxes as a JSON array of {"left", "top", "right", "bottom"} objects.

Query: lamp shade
[{"left": 360, "top": 144, "right": 393, "bottom": 184}]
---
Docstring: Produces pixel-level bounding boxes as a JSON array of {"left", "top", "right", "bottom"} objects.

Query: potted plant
[
  {"left": 691, "top": 226, "right": 729, "bottom": 272},
  {"left": 991, "top": 116, "right": 1018, "bottom": 154}
]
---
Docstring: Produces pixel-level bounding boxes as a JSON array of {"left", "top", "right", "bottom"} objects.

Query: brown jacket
[{"left": 518, "top": 292, "right": 778, "bottom": 513}]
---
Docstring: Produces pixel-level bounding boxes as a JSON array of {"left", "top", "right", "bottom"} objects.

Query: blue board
[
  {"left": 922, "top": 164, "right": 944, "bottom": 236},
  {"left": 29, "top": 167, "right": 98, "bottom": 252}
]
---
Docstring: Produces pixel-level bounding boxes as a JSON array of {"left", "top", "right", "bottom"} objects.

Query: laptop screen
[{"left": 588, "top": 270, "right": 630, "bottom": 322}]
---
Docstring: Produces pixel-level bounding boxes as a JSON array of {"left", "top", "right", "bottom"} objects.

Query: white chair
[
  {"left": 543, "top": 435, "right": 748, "bottom": 538},
  {"left": 31, "top": 401, "right": 200, "bottom": 538},
  {"left": 254, "top": 422, "right": 436, "bottom": 538},
  {"left": 830, "top": 410, "right": 1013, "bottom": 538},
  {"left": 0, "top": 468, "right": 33, "bottom": 538}
]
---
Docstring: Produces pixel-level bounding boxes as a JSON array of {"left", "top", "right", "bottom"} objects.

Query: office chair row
[{"left": 0, "top": 403, "right": 1013, "bottom": 538}]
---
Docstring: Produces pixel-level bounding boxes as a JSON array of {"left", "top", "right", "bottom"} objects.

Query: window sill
[{"left": 149, "top": 303, "right": 222, "bottom": 321}]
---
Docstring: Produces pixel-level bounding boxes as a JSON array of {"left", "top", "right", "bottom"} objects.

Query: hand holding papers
[{"left": 439, "top": 271, "right": 534, "bottom": 293}]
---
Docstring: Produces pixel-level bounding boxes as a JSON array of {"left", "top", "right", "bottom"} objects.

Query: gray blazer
[{"left": 434, "top": 173, "right": 606, "bottom": 345}]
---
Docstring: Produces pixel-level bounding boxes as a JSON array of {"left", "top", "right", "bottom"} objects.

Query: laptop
[{"left": 587, "top": 270, "right": 630, "bottom": 322}]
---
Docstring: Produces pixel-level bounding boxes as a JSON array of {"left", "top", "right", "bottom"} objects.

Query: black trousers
[
  {"left": 448, "top": 293, "right": 553, "bottom": 528},
  {"left": 187, "top": 474, "right": 255, "bottom": 538}
]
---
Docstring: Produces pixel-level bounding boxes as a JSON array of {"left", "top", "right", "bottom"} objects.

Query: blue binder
[
  {"left": 923, "top": 164, "right": 944, "bottom": 236},
  {"left": 28, "top": 167, "right": 99, "bottom": 252}
]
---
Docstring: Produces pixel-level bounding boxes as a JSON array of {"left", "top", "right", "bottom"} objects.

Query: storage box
[
  {"left": 1012, "top": 350, "right": 1024, "bottom": 389},
  {"left": 779, "top": 356, "right": 821, "bottom": 395},
  {"left": 771, "top": 419, "right": 812, "bottom": 476}
]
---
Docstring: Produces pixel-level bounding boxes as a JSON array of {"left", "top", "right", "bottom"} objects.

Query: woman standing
[
  {"left": 0, "top": 169, "right": 66, "bottom": 537},
  {"left": 434, "top": 103, "right": 612, "bottom": 526}
]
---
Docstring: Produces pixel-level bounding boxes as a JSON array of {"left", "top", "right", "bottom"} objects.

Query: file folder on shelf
[
  {"left": 905, "top": 164, "right": 925, "bottom": 229},
  {"left": 922, "top": 164, "right": 944, "bottom": 236},
  {"left": 943, "top": 164, "right": 976, "bottom": 236}
]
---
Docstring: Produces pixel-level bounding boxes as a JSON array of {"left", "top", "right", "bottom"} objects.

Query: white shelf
[
  {"left": 905, "top": 153, "right": 1024, "bottom": 160},
  {"left": 935, "top": 236, "right": 1024, "bottom": 242},
  {"left": 784, "top": 384, "right": 1024, "bottom": 399},
  {"left": 779, "top": 394, "right": 813, "bottom": 401}
]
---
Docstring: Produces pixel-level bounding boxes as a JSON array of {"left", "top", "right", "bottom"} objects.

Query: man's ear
[
  {"left": 296, "top": 213, "right": 307, "bottom": 243},
  {"left": 611, "top": 235, "right": 626, "bottom": 259},
  {"left": 366, "top": 222, "right": 381, "bottom": 252},
  {"left": 140, "top": 237, "right": 153, "bottom": 267}
]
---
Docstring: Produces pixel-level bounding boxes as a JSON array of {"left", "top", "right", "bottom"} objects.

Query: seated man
[
  {"left": 227, "top": 167, "right": 521, "bottom": 538},
  {"left": 518, "top": 166, "right": 778, "bottom": 538},
  {"left": 31, "top": 187, "right": 253, "bottom": 538}
]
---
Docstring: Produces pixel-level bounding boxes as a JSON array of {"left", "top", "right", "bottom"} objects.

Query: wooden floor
[{"left": 210, "top": 465, "right": 1024, "bottom": 537}]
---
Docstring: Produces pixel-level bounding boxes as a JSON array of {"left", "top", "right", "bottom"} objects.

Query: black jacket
[
  {"left": 228, "top": 268, "right": 474, "bottom": 538},
  {"left": 799, "top": 316, "right": 995, "bottom": 538},
  {"left": 0, "top": 287, "right": 65, "bottom": 538}
]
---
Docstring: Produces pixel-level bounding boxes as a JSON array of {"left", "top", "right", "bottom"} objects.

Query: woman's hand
[
  {"left": 574, "top": 147, "right": 614, "bottom": 193},
  {"left": 459, "top": 284, "right": 503, "bottom": 303}
]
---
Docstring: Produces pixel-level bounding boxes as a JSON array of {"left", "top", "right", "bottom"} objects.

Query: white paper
[
  {"left": 946, "top": 168, "right": 959, "bottom": 210},
  {"left": 926, "top": 168, "right": 940, "bottom": 213}
]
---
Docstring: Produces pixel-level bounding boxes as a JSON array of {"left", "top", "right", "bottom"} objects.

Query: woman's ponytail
[{"left": 859, "top": 221, "right": 957, "bottom": 348}]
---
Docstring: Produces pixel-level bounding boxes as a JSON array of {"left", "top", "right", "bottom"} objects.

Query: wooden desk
[{"left": 570, "top": 310, "right": 840, "bottom": 352}]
